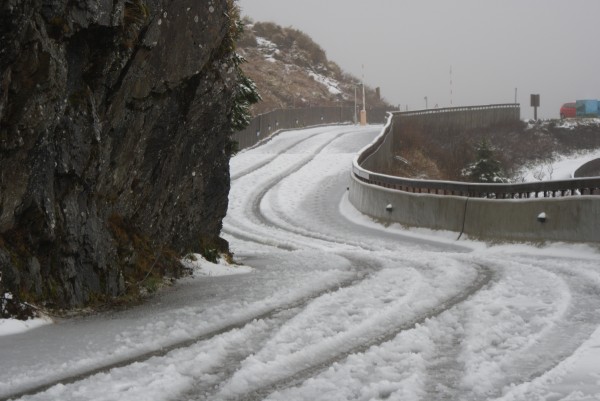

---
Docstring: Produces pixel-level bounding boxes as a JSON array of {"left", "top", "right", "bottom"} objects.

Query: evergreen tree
[{"left": 462, "top": 139, "right": 507, "bottom": 183}]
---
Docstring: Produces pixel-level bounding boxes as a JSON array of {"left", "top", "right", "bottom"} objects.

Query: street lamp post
[{"left": 424, "top": 96, "right": 428, "bottom": 109}]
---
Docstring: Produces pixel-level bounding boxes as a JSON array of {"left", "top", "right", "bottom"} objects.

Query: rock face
[{"left": 0, "top": 0, "right": 240, "bottom": 308}]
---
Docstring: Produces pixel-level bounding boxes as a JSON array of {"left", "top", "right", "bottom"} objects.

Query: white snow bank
[
  {"left": 0, "top": 316, "right": 52, "bottom": 337},
  {"left": 518, "top": 149, "right": 600, "bottom": 181},
  {"left": 181, "top": 254, "right": 253, "bottom": 277}
]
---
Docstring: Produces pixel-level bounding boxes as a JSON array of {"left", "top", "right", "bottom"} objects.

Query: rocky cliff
[{"left": 0, "top": 0, "right": 244, "bottom": 310}]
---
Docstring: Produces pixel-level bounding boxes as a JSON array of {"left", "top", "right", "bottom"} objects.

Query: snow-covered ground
[
  {"left": 518, "top": 118, "right": 600, "bottom": 182},
  {"left": 0, "top": 125, "right": 599, "bottom": 401},
  {"left": 0, "top": 315, "right": 51, "bottom": 337},
  {"left": 519, "top": 148, "right": 600, "bottom": 182}
]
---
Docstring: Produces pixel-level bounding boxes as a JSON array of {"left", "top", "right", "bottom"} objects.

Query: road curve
[{"left": 2, "top": 125, "right": 599, "bottom": 401}]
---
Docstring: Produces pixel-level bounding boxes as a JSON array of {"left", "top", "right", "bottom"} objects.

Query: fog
[{"left": 238, "top": 0, "right": 600, "bottom": 119}]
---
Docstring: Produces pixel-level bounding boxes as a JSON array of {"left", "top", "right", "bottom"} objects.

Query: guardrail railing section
[{"left": 232, "top": 106, "right": 394, "bottom": 151}]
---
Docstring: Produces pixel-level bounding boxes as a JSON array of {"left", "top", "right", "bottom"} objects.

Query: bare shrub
[
  {"left": 253, "top": 21, "right": 281, "bottom": 38},
  {"left": 391, "top": 119, "right": 600, "bottom": 182},
  {"left": 237, "top": 29, "right": 257, "bottom": 48}
]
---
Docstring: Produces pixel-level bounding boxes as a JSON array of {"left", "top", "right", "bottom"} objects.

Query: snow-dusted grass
[
  {"left": 551, "top": 117, "right": 600, "bottom": 130},
  {"left": 308, "top": 70, "right": 342, "bottom": 95},
  {"left": 255, "top": 36, "right": 280, "bottom": 63}
]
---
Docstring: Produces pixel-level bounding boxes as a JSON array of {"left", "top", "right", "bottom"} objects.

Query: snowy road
[{"left": 1, "top": 125, "right": 600, "bottom": 401}]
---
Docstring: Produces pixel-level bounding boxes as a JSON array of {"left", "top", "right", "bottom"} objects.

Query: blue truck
[
  {"left": 560, "top": 99, "right": 600, "bottom": 118},
  {"left": 576, "top": 100, "right": 600, "bottom": 117}
]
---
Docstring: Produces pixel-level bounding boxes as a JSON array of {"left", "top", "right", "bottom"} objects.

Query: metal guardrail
[
  {"left": 353, "top": 106, "right": 600, "bottom": 198},
  {"left": 232, "top": 106, "right": 393, "bottom": 150}
]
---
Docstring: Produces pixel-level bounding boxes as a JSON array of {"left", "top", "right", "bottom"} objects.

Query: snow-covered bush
[{"left": 462, "top": 139, "right": 507, "bottom": 183}]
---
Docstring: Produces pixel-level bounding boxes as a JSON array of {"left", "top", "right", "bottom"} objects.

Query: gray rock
[{"left": 0, "top": 0, "right": 238, "bottom": 308}]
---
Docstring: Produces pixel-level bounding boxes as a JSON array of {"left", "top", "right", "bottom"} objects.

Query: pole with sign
[{"left": 531, "top": 94, "right": 540, "bottom": 120}]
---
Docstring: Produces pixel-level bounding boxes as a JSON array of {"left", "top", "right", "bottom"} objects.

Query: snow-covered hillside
[{"left": 238, "top": 20, "right": 390, "bottom": 115}]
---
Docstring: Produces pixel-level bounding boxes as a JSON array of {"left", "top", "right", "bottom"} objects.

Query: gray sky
[{"left": 238, "top": 0, "right": 600, "bottom": 119}]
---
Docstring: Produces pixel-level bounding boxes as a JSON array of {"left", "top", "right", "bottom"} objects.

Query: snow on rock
[
  {"left": 308, "top": 71, "right": 343, "bottom": 95},
  {"left": 181, "top": 255, "right": 253, "bottom": 277},
  {"left": 256, "top": 36, "right": 280, "bottom": 63}
]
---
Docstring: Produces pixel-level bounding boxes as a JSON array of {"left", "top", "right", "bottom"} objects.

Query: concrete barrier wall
[
  {"left": 464, "top": 195, "right": 600, "bottom": 242},
  {"left": 359, "top": 114, "right": 395, "bottom": 173},
  {"left": 349, "top": 175, "right": 467, "bottom": 232},
  {"left": 349, "top": 104, "right": 600, "bottom": 243},
  {"left": 392, "top": 104, "right": 521, "bottom": 133},
  {"left": 349, "top": 174, "right": 600, "bottom": 242}
]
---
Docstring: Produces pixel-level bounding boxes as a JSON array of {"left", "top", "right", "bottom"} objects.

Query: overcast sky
[{"left": 238, "top": 0, "right": 600, "bottom": 119}]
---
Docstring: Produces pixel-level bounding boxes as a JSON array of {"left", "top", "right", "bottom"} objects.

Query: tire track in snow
[
  {"left": 1, "top": 257, "right": 382, "bottom": 401},
  {"left": 224, "top": 127, "right": 373, "bottom": 250},
  {"left": 184, "top": 254, "right": 384, "bottom": 401},
  {"left": 223, "top": 126, "right": 599, "bottom": 399},
  {"left": 230, "top": 124, "right": 468, "bottom": 254},
  {"left": 421, "top": 255, "right": 600, "bottom": 401},
  {"left": 231, "top": 127, "right": 365, "bottom": 181},
  {"left": 215, "top": 264, "right": 494, "bottom": 401},
  {"left": 219, "top": 126, "right": 499, "bottom": 399},
  {"left": 267, "top": 169, "right": 471, "bottom": 253},
  {"left": 469, "top": 256, "right": 600, "bottom": 400},
  {"left": 421, "top": 304, "right": 471, "bottom": 400}
]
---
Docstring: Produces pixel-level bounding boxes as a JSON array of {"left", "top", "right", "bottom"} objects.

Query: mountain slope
[{"left": 238, "top": 20, "right": 390, "bottom": 115}]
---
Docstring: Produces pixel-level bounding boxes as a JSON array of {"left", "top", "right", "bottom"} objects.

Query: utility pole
[
  {"left": 531, "top": 94, "right": 540, "bottom": 121},
  {"left": 354, "top": 85, "right": 357, "bottom": 124},
  {"left": 449, "top": 65, "right": 453, "bottom": 106},
  {"left": 424, "top": 96, "right": 428, "bottom": 109},
  {"left": 360, "top": 64, "right": 367, "bottom": 126}
]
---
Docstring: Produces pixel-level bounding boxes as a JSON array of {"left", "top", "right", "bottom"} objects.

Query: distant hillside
[{"left": 238, "top": 20, "right": 390, "bottom": 116}]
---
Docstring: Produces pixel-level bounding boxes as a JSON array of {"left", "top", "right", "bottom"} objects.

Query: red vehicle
[{"left": 560, "top": 102, "right": 576, "bottom": 119}]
